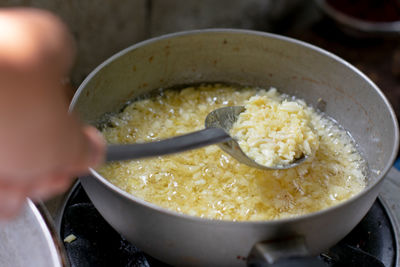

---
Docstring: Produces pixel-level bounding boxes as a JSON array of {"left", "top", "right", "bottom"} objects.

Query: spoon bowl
[
  {"left": 105, "top": 106, "right": 307, "bottom": 170},
  {"left": 205, "top": 106, "right": 308, "bottom": 170}
]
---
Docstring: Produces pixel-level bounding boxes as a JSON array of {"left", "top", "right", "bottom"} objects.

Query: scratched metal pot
[{"left": 70, "top": 29, "right": 399, "bottom": 267}]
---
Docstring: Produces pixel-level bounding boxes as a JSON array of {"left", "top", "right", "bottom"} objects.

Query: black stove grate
[{"left": 60, "top": 183, "right": 397, "bottom": 267}]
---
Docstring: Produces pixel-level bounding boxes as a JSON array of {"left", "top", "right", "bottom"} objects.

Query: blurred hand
[{"left": 0, "top": 8, "right": 105, "bottom": 219}]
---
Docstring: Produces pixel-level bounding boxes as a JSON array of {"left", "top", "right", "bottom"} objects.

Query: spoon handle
[{"left": 105, "top": 127, "right": 231, "bottom": 162}]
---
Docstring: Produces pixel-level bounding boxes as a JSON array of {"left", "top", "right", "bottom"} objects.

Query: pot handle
[{"left": 246, "top": 236, "right": 325, "bottom": 267}]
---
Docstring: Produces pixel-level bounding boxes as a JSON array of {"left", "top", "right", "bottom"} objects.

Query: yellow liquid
[{"left": 98, "top": 84, "right": 366, "bottom": 221}]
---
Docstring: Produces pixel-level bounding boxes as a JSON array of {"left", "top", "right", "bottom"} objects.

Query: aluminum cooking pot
[{"left": 70, "top": 29, "right": 399, "bottom": 267}]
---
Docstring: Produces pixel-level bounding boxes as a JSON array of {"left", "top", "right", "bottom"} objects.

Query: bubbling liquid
[{"left": 98, "top": 84, "right": 367, "bottom": 221}]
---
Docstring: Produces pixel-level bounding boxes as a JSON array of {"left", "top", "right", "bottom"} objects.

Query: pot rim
[
  {"left": 26, "top": 200, "right": 66, "bottom": 267},
  {"left": 71, "top": 28, "right": 400, "bottom": 225}
]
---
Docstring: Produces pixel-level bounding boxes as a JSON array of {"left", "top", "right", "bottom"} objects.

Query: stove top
[{"left": 58, "top": 182, "right": 398, "bottom": 267}]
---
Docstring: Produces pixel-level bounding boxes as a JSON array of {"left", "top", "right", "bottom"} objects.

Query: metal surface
[
  {"left": 246, "top": 236, "right": 324, "bottom": 267},
  {"left": 206, "top": 105, "right": 307, "bottom": 169},
  {"left": 380, "top": 168, "right": 400, "bottom": 267},
  {"left": 106, "top": 127, "right": 231, "bottom": 162},
  {"left": 0, "top": 200, "right": 66, "bottom": 267},
  {"left": 70, "top": 29, "right": 399, "bottom": 267},
  {"left": 315, "top": 0, "right": 400, "bottom": 37}
]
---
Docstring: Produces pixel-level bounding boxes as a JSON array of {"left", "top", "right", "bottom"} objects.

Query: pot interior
[{"left": 72, "top": 30, "right": 398, "bottom": 188}]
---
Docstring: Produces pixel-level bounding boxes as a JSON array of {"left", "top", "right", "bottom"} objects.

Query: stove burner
[{"left": 59, "top": 183, "right": 398, "bottom": 267}]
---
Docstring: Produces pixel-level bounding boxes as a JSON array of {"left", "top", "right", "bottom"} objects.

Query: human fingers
[
  {"left": 25, "top": 125, "right": 104, "bottom": 201},
  {"left": 64, "top": 125, "right": 106, "bottom": 175},
  {"left": 84, "top": 125, "right": 106, "bottom": 168},
  {"left": 0, "top": 181, "right": 27, "bottom": 220},
  {"left": 0, "top": 7, "right": 75, "bottom": 75},
  {"left": 28, "top": 172, "right": 73, "bottom": 202},
  {"left": 27, "top": 125, "right": 105, "bottom": 202}
]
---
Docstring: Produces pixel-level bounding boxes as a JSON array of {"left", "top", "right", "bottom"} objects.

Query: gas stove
[{"left": 55, "top": 167, "right": 400, "bottom": 267}]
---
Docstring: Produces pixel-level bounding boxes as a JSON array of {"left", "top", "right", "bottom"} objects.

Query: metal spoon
[{"left": 105, "top": 106, "right": 307, "bottom": 170}]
